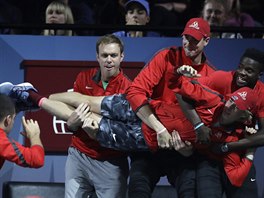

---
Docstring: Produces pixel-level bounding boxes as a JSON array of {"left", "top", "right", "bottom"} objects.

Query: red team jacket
[
  {"left": 0, "top": 128, "right": 44, "bottom": 169},
  {"left": 174, "top": 76, "right": 254, "bottom": 187},
  {"left": 198, "top": 70, "right": 264, "bottom": 118},
  {"left": 139, "top": 72, "right": 254, "bottom": 187},
  {"left": 126, "top": 46, "right": 216, "bottom": 150},
  {"left": 196, "top": 70, "right": 264, "bottom": 186},
  {"left": 72, "top": 68, "right": 131, "bottom": 160}
]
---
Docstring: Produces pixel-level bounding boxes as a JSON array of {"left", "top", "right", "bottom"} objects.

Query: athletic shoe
[
  {"left": 0, "top": 82, "right": 13, "bottom": 95},
  {"left": 0, "top": 82, "right": 37, "bottom": 103},
  {"left": 0, "top": 82, "right": 39, "bottom": 112}
]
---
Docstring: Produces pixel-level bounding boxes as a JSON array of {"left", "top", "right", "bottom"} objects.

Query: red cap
[
  {"left": 182, "top": 18, "right": 210, "bottom": 41},
  {"left": 229, "top": 87, "right": 257, "bottom": 114}
]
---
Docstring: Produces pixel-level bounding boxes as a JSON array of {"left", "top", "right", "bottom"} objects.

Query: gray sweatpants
[{"left": 65, "top": 147, "right": 129, "bottom": 198}]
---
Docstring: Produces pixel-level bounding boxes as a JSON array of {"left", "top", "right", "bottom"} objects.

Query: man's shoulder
[
  {"left": 212, "top": 70, "right": 232, "bottom": 76},
  {"left": 155, "top": 46, "right": 179, "bottom": 54}
]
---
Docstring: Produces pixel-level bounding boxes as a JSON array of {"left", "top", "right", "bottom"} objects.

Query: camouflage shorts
[{"left": 97, "top": 94, "right": 148, "bottom": 151}]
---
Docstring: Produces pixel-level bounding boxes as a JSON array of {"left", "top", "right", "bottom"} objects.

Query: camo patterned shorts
[{"left": 97, "top": 94, "right": 148, "bottom": 151}]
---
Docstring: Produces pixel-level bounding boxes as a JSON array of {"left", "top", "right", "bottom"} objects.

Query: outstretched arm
[
  {"left": 176, "top": 94, "right": 211, "bottom": 143},
  {"left": 136, "top": 105, "right": 172, "bottom": 149}
]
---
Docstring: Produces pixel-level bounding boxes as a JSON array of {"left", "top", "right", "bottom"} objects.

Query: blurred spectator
[
  {"left": 68, "top": 0, "right": 95, "bottom": 36},
  {"left": 93, "top": 0, "right": 126, "bottom": 35},
  {"left": 113, "top": 0, "right": 160, "bottom": 37},
  {"left": 43, "top": 1, "right": 74, "bottom": 36},
  {"left": 240, "top": 0, "right": 264, "bottom": 26},
  {"left": 224, "top": 0, "right": 255, "bottom": 27},
  {"left": 148, "top": 0, "right": 180, "bottom": 37},
  {"left": 223, "top": 0, "right": 261, "bottom": 38},
  {"left": 0, "top": 0, "right": 23, "bottom": 34},
  {"left": 201, "top": 0, "right": 243, "bottom": 38},
  {"left": 151, "top": 0, "right": 189, "bottom": 28}
]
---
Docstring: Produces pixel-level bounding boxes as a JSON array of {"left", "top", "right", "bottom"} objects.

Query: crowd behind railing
[{"left": 0, "top": 0, "right": 264, "bottom": 38}]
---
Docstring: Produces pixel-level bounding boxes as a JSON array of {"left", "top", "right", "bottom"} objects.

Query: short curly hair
[{"left": 241, "top": 48, "right": 264, "bottom": 71}]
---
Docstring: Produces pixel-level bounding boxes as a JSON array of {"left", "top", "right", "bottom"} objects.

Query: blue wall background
[{"left": 0, "top": 35, "right": 264, "bottom": 197}]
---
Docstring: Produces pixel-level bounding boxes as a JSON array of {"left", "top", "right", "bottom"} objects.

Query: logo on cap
[
  {"left": 237, "top": 91, "right": 247, "bottom": 100},
  {"left": 189, "top": 21, "right": 200, "bottom": 30}
]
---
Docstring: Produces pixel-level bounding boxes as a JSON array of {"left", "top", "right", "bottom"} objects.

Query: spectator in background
[
  {"left": 68, "top": 0, "right": 95, "bottom": 36},
  {"left": 0, "top": 0, "right": 23, "bottom": 34},
  {"left": 240, "top": 0, "right": 264, "bottom": 26},
  {"left": 223, "top": 0, "right": 258, "bottom": 38},
  {"left": 0, "top": 94, "right": 44, "bottom": 170},
  {"left": 224, "top": 0, "right": 255, "bottom": 27},
  {"left": 201, "top": 0, "right": 243, "bottom": 38},
  {"left": 149, "top": 0, "right": 183, "bottom": 37},
  {"left": 113, "top": 0, "right": 160, "bottom": 37},
  {"left": 93, "top": 0, "right": 126, "bottom": 36},
  {"left": 43, "top": 1, "right": 74, "bottom": 36}
]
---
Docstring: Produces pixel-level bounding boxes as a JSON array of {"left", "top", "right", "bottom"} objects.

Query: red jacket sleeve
[
  {"left": 0, "top": 130, "right": 44, "bottom": 168},
  {"left": 126, "top": 48, "right": 172, "bottom": 111},
  {"left": 174, "top": 76, "right": 222, "bottom": 108},
  {"left": 223, "top": 152, "right": 252, "bottom": 187}
]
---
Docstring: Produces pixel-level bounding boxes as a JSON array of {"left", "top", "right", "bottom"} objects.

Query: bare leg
[
  {"left": 49, "top": 92, "right": 104, "bottom": 114},
  {"left": 40, "top": 98, "right": 75, "bottom": 121}
]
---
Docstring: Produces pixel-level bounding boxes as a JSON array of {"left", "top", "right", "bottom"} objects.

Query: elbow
[
  {"left": 32, "top": 155, "right": 45, "bottom": 168},
  {"left": 30, "top": 146, "right": 45, "bottom": 168}
]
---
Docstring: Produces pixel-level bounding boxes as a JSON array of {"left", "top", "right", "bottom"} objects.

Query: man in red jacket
[
  {"left": 124, "top": 17, "right": 215, "bottom": 197},
  {"left": 0, "top": 94, "right": 44, "bottom": 170},
  {"left": 62, "top": 34, "right": 131, "bottom": 198}
]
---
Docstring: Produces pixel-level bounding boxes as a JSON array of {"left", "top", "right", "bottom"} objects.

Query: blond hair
[{"left": 43, "top": 1, "right": 74, "bottom": 36}]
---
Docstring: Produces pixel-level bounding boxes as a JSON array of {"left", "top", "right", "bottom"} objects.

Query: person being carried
[{"left": 0, "top": 68, "right": 257, "bottom": 190}]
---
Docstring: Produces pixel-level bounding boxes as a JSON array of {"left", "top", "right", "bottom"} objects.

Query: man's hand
[
  {"left": 170, "top": 130, "right": 193, "bottom": 156},
  {"left": 195, "top": 124, "right": 211, "bottom": 144},
  {"left": 157, "top": 129, "right": 172, "bottom": 149},
  {"left": 21, "top": 116, "right": 43, "bottom": 147},
  {"left": 126, "top": 19, "right": 143, "bottom": 37},
  {"left": 245, "top": 126, "right": 257, "bottom": 136},
  {"left": 22, "top": 116, "right": 40, "bottom": 139},
  {"left": 177, "top": 65, "right": 201, "bottom": 78},
  {"left": 82, "top": 117, "right": 99, "bottom": 139},
  {"left": 67, "top": 103, "right": 90, "bottom": 131}
]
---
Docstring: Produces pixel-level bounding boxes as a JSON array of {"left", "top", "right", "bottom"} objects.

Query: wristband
[
  {"left": 157, "top": 128, "right": 166, "bottom": 135},
  {"left": 246, "top": 154, "right": 254, "bottom": 161},
  {"left": 38, "top": 97, "right": 47, "bottom": 107},
  {"left": 194, "top": 122, "right": 204, "bottom": 130}
]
